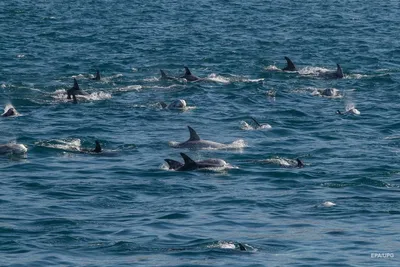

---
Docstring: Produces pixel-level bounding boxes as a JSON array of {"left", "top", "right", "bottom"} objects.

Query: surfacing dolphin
[
  {"left": 67, "top": 78, "right": 88, "bottom": 99},
  {"left": 164, "top": 152, "right": 230, "bottom": 171},
  {"left": 0, "top": 143, "right": 28, "bottom": 155},
  {"left": 160, "top": 69, "right": 180, "bottom": 81},
  {"left": 81, "top": 140, "right": 102, "bottom": 153},
  {"left": 2, "top": 107, "right": 17, "bottom": 117},
  {"left": 160, "top": 99, "right": 187, "bottom": 110},
  {"left": 92, "top": 70, "right": 101, "bottom": 81},
  {"left": 172, "top": 126, "right": 230, "bottom": 149},
  {"left": 282, "top": 56, "right": 297, "bottom": 71},
  {"left": 317, "top": 64, "right": 344, "bottom": 79},
  {"left": 180, "top": 67, "right": 200, "bottom": 81}
]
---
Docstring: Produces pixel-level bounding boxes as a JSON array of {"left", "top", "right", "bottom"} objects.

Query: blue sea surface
[{"left": 1, "top": 0, "right": 400, "bottom": 266}]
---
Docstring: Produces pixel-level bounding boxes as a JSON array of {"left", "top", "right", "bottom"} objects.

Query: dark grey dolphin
[
  {"left": 92, "top": 70, "right": 101, "bottom": 81},
  {"left": 81, "top": 140, "right": 102, "bottom": 153},
  {"left": 0, "top": 143, "right": 27, "bottom": 155},
  {"left": 160, "top": 69, "right": 179, "bottom": 81},
  {"left": 282, "top": 56, "right": 297, "bottom": 71},
  {"left": 164, "top": 152, "right": 229, "bottom": 171},
  {"left": 318, "top": 64, "right": 344, "bottom": 79},
  {"left": 67, "top": 78, "right": 88, "bottom": 99},
  {"left": 250, "top": 117, "right": 262, "bottom": 128},
  {"left": 296, "top": 158, "right": 304, "bottom": 168},
  {"left": 173, "top": 126, "right": 228, "bottom": 149},
  {"left": 180, "top": 67, "right": 200, "bottom": 81},
  {"left": 1, "top": 107, "right": 17, "bottom": 117}
]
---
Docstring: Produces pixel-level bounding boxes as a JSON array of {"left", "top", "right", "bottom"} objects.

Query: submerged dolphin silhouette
[
  {"left": 164, "top": 152, "right": 229, "bottom": 171},
  {"left": 173, "top": 126, "right": 228, "bottom": 149}
]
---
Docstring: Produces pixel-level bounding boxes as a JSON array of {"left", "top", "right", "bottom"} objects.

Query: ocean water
[{"left": 1, "top": 0, "right": 400, "bottom": 266}]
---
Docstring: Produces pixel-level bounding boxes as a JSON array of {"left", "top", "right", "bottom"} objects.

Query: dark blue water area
[{"left": 1, "top": 0, "right": 400, "bottom": 266}]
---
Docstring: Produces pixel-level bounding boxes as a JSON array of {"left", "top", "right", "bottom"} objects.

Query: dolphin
[
  {"left": 92, "top": 70, "right": 101, "bottom": 81},
  {"left": 160, "top": 99, "right": 187, "bottom": 110},
  {"left": 316, "top": 88, "right": 341, "bottom": 97},
  {"left": 335, "top": 64, "right": 344, "bottom": 78},
  {"left": 160, "top": 69, "right": 179, "bottom": 81},
  {"left": 2, "top": 107, "right": 17, "bottom": 117},
  {"left": 0, "top": 143, "right": 27, "bottom": 155},
  {"left": 250, "top": 117, "right": 262, "bottom": 128},
  {"left": 81, "top": 140, "right": 102, "bottom": 153},
  {"left": 173, "top": 126, "right": 229, "bottom": 149},
  {"left": 238, "top": 243, "right": 247, "bottom": 251},
  {"left": 336, "top": 108, "right": 360, "bottom": 115},
  {"left": 164, "top": 152, "right": 229, "bottom": 171},
  {"left": 66, "top": 78, "right": 88, "bottom": 99},
  {"left": 282, "top": 56, "right": 297, "bottom": 71},
  {"left": 296, "top": 158, "right": 304, "bottom": 168},
  {"left": 180, "top": 67, "right": 200, "bottom": 81},
  {"left": 317, "top": 64, "right": 344, "bottom": 79}
]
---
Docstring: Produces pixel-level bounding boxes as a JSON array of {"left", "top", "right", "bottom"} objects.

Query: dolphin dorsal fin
[
  {"left": 184, "top": 67, "right": 192, "bottom": 75},
  {"left": 160, "top": 69, "right": 168, "bottom": 78},
  {"left": 164, "top": 159, "right": 183, "bottom": 170},
  {"left": 250, "top": 117, "right": 262, "bottom": 128},
  {"left": 283, "top": 57, "right": 296, "bottom": 71},
  {"left": 94, "top": 70, "right": 101, "bottom": 80},
  {"left": 180, "top": 153, "right": 197, "bottom": 166},
  {"left": 72, "top": 78, "right": 80, "bottom": 90},
  {"left": 296, "top": 158, "right": 304, "bottom": 168},
  {"left": 187, "top": 126, "right": 200, "bottom": 141},
  {"left": 93, "top": 140, "right": 102, "bottom": 153},
  {"left": 336, "top": 64, "right": 343, "bottom": 78}
]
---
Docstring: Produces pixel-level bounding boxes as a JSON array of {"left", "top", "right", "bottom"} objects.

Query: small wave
[
  {"left": 205, "top": 73, "right": 231, "bottom": 84},
  {"left": 264, "top": 65, "right": 281, "bottom": 71},
  {"left": 240, "top": 121, "right": 272, "bottom": 130},
  {"left": 224, "top": 139, "right": 247, "bottom": 149},
  {"left": 35, "top": 138, "right": 81, "bottom": 152},
  {"left": 52, "top": 90, "right": 111, "bottom": 102},
  {"left": 299, "top": 66, "right": 331, "bottom": 76},
  {"left": 253, "top": 157, "right": 302, "bottom": 168},
  {"left": 115, "top": 85, "right": 142, "bottom": 92}
]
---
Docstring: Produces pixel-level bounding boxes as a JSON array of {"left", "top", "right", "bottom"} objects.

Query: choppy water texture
[{"left": 1, "top": 1, "right": 400, "bottom": 266}]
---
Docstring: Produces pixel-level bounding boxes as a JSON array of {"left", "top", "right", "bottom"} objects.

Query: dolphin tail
[
  {"left": 93, "top": 140, "right": 102, "bottom": 153},
  {"left": 187, "top": 126, "right": 201, "bottom": 141},
  {"left": 250, "top": 117, "right": 262, "bottom": 128},
  {"left": 283, "top": 57, "right": 296, "bottom": 71},
  {"left": 164, "top": 159, "right": 183, "bottom": 170},
  {"left": 336, "top": 64, "right": 344, "bottom": 78},
  {"left": 179, "top": 153, "right": 198, "bottom": 170}
]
